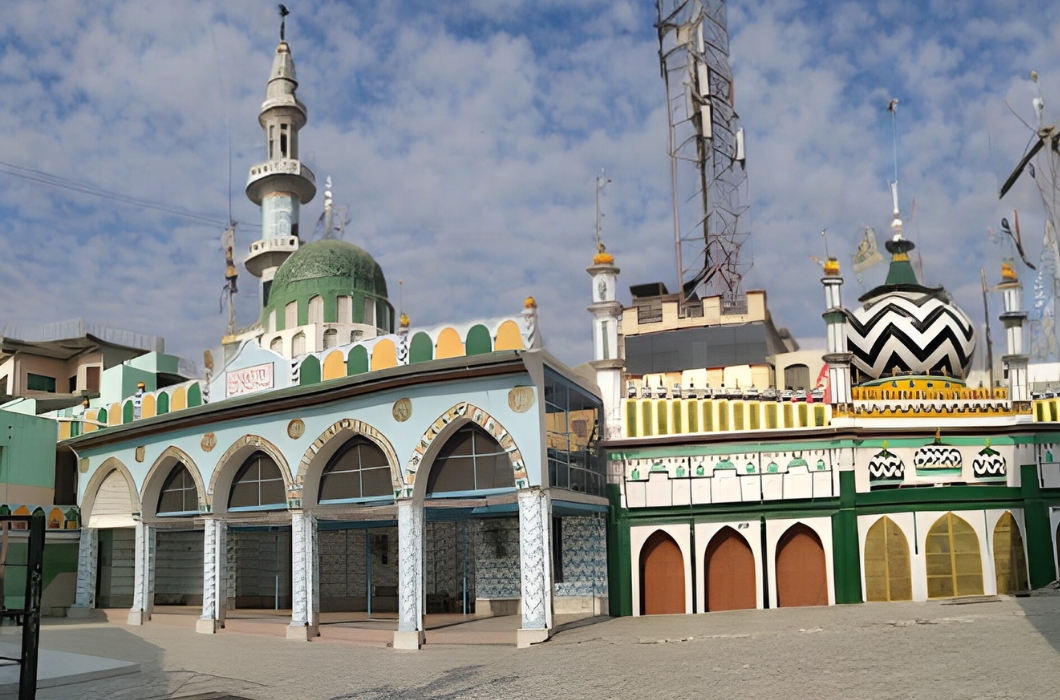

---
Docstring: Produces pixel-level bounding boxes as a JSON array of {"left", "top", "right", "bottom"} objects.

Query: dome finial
[
  {"left": 593, "top": 169, "right": 614, "bottom": 265},
  {"left": 279, "top": 4, "right": 290, "bottom": 42}
]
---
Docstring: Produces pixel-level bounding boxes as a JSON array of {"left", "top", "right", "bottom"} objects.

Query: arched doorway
[
  {"left": 863, "top": 516, "right": 912, "bottom": 602},
  {"left": 704, "top": 527, "right": 756, "bottom": 611},
  {"left": 640, "top": 531, "right": 685, "bottom": 615},
  {"left": 228, "top": 452, "right": 292, "bottom": 610},
  {"left": 993, "top": 512, "right": 1029, "bottom": 594},
  {"left": 154, "top": 462, "right": 205, "bottom": 607},
  {"left": 775, "top": 524, "right": 827, "bottom": 607},
  {"left": 925, "top": 512, "right": 983, "bottom": 598},
  {"left": 87, "top": 467, "right": 138, "bottom": 609}
]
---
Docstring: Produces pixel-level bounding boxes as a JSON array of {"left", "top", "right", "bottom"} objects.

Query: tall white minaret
[
  {"left": 587, "top": 171, "right": 623, "bottom": 438},
  {"left": 244, "top": 15, "right": 316, "bottom": 310},
  {"left": 821, "top": 257, "right": 852, "bottom": 405},
  {"left": 997, "top": 260, "right": 1029, "bottom": 401}
]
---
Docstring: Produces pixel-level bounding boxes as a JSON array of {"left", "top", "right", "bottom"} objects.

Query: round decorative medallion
[
  {"left": 288, "top": 419, "right": 306, "bottom": 439},
  {"left": 201, "top": 433, "right": 217, "bottom": 452},
  {"left": 392, "top": 398, "right": 412, "bottom": 422},
  {"left": 508, "top": 386, "right": 535, "bottom": 413}
]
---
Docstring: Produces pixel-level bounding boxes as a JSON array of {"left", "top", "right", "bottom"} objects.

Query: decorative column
[
  {"left": 288, "top": 510, "right": 319, "bottom": 641},
  {"left": 821, "top": 257, "right": 853, "bottom": 405},
  {"left": 587, "top": 250, "right": 625, "bottom": 439},
  {"left": 197, "top": 518, "right": 228, "bottom": 634},
  {"left": 517, "top": 488, "right": 552, "bottom": 648},
  {"left": 998, "top": 261, "right": 1029, "bottom": 402},
  {"left": 393, "top": 499, "right": 424, "bottom": 650},
  {"left": 68, "top": 527, "right": 98, "bottom": 617},
  {"left": 127, "top": 521, "right": 156, "bottom": 625}
]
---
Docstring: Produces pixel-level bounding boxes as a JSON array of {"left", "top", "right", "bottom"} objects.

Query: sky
[{"left": 1, "top": 0, "right": 1059, "bottom": 372}]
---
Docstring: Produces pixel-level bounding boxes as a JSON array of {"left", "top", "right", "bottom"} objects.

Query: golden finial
[
  {"left": 1000, "top": 259, "right": 1018, "bottom": 284},
  {"left": 934, "top": 427, "right": 941, "bottom": 444},
  {"left": 524, "top": 296, "right": 538, "bottom": 310},
  {"left": 823, "top": 256, "right": 840, "bottom": 276},
  {"left": 399, "top": 312, "right": 410, "bottom": 328}
]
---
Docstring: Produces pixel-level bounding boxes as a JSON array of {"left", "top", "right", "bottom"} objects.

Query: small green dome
[{"left": 272, "top": 239, "right": 387, "bottom": 297}]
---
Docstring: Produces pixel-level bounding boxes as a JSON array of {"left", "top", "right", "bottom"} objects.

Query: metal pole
[
  {"left": 366, "top": 529, "right": 372, "bottom": 620},
  {"left": 20, "top": 512, "right": 45, "bottom": 700}
]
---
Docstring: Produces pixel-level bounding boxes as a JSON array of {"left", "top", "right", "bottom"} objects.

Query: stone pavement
[{"left": 20, "top": 592, "right": 1060, "bottom": 699}]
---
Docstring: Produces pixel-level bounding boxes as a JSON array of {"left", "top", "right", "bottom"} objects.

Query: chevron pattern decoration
[{"left": 846, "top": 289, "right": 976, "bottom": 379}]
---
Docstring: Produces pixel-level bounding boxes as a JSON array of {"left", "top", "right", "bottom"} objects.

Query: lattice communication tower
[{"left": 657, "top": 0, "right": 749, "bottom": 307}]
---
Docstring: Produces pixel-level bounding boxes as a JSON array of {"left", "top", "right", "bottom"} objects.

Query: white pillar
[
  {"left": 127, "top": 522, "right": 155, "bottom": 625},
  {"left": 393, "top": 500, "right": 424, "bottom": 650},
  {"left": 517, "top": 488, "right": 552, "bottom": 648},
  {"left": 69, "top": 527, "right": 98, "bottom": 617},
  {"left": 197, "top": 518, "right": 227, "bottom": 634},
  {"left": 288, "top": 510, "right": 319, "bottom": 641}
]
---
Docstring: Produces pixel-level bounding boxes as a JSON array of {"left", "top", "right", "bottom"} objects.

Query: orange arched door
[
  {"left": 775, "top": 524, "right": 828, "bottom": 607},
  {"left": 640, "top": 531, "right": 685, "bottom": 615},
  {"left": 705, "top": 527, "right": 757, "bottom": 611}
]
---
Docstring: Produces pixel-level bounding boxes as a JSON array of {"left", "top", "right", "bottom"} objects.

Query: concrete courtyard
[{"left": 10, "top": 591, "right": 1060, "bottom": 699}]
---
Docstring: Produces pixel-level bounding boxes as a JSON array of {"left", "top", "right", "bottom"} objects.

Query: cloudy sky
[{"left": 1, "top": 0, "right": 1058, "bottom": 371}]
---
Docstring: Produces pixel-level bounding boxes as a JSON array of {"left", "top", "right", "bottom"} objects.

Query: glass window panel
[
  {"left": 320, "top": 471, "right": 360, "bottom": 501},
  {"left": 259, "top": 478, "right": 286, "bottom": 505},
  {"left": 360, "top": 466, "right": 393, "bottom": 497},
  {"left": 158, "top": 489, "right": 184, "bottom": 514},
  {"left": 357, "top": 443, "right": 389, "bottom": 468},
  {"left": 430, "top": 456, "right": 476, "bottom": 493},
  {"left": 229, "top": 482, "right": 259, "bottom": 508}
]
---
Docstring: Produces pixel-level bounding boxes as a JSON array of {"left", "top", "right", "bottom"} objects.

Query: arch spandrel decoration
[
  {"left": 295, "top": 418, "right": 403, "bottom": 503},
  {"left": 208, "top": 435, "right": 294, "bottom": 511},
  {"left": 404, "top": 402, "right": 528, "bottom": 498},
  {"left": 140, "top": 446, "right": 207, "bottom": 516}
]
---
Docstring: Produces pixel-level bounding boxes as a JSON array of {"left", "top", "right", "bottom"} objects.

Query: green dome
[
  {"left": 261, "top": 239, "right": 393, "bottom": 333},
  {"left": 271, "top": 239, "right": 387, "bottom": 297}
]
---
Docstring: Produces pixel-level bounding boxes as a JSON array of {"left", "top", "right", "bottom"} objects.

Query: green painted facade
[{"left": 0, "top": 409, "right": 58, "bottom": 489}]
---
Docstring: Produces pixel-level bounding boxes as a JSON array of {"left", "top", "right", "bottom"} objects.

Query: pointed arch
[
  {"left": 208, "top": 435, "right": 293, "bottom": 514},
  {"left": 187, "top": 383, "right": 202, "bottom": 407},
  {"left": 157, "top": 392, "right": 170, "bottom": 415},
  {"left": 494, "top": 320, "right": 524, "bottom": 351},
  {"left": 347, "top": 345, "right": 369, "bottom": 375},
  {"left": 322, "top": 350, "right": 346, "bottom": 380},
  {"left": 775, "top": 523, "right": 827, "bottom": 607},
  {"left": 926, "top": 512, "right": 983, "bottom": 598},
  {"left": 993, "top": 512, "right": 1029, "bottom": 594},
  {"left": 295, "top": 418, "right": 402, "bottom": 507},
  {"left": 405, "top": 402, "right": 528, "bottom": 501},
  {"left": 435, "top": 327, "right": 464, "bottom": 359},
  {"left": 409, "top": 332, "right": 433, "bottom": 363},
  {"left": 704, "top": 527, "right": 756, "bottom": 611},
  {"left": 370, "top": 338, "right": 397, "bottom": 370},
  {"left": 80, "top": 457, "right": 140, "bottom": 528},
  {"left": 140, "top": 446, "right": 206, "bottom": 518},
  {"left": 465, "top": 324, "right": 492, "bottom": 355},
  {"left": 300, "top": 355, "right": 321, "bottom": 385},
  {"left": 864, "top": 516, "right": 912, "bottom": 602},
  {"left": 640, "top": 530, "right": 686, "bottom": 615}
]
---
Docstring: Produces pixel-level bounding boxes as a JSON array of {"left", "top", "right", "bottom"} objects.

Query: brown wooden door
[
  {"left": 640, "top": 531, "right": 685, "bottom": 615},
  {"left": 705, "top": 527, "right": 757, "bottom": 611},
  {"left": 775, "top": 524, "right": 828, "bottom": 607}
]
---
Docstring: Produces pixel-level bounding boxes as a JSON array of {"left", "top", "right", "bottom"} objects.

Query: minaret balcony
[
  {"left": 245, "top": 236, "right": 300, "bottom": 278},
  {"left": 246, "top": 159, "right": 316, "bottom": 204}
]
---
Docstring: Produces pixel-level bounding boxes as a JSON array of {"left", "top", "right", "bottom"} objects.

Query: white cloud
[{"left": 0, "top": 0, "right": 1058, "bottom": 373}]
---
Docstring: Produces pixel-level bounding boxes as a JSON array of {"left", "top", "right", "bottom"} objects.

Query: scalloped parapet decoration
[
  {"left": 971, "top": 443, "right": 1006, "bottom": 480},
  {"left": 913, "top": 445, "right": 963, "bottom": 476},
  {"left": 868, "top": 447, "right": 905, "bottom": 484}
]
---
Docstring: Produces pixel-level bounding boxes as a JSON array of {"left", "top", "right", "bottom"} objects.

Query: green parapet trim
[
  {"left": 409, "top": 332, "right": 434, "bottom": 364},
  {"left": 157, "top": 392, "right": 169, "bottom": 415},
  {"left": 465, "top": 324, "right": 492, "bottom": 355},
  {"left": 1020, "top": 464, "right": 1057, "bottom": 588},
  {"left": 832, "top": 481, "right": 862, "bottom": 604},
  {"left": 122, "top": 401, "right": 134, "bottom": 424},
  {"left": 855, "top": 484, "right": 1023, "bottom": 508},
  {"left": 187, "top": 383, "right": 202, "bottom": 407},
  {"left": 300, "top": 355, "right": 321, "bottom": 386},
  {"left": 347, "top": 345, "right": 369, "bottom": 375},
  {"left": 607, "top": 484, "right": 632, "bottom": 617},
  {"left": 624, "top": 500, "right": 841, "bottom": 524}
]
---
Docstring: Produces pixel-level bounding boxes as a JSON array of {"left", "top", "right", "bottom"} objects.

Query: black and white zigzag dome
[{"left": 846, "top": 236, "right": 976, "bottom": 380}]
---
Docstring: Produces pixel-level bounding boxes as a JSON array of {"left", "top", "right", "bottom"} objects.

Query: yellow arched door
[
  {"left": 864, "top": 516, "right": 912, "bottom": 602},
  {"left": 992, "top": 512, "right": 1029, "bottom": 594},
  {"left": 926, "top": 512, "right": 984, "bottom": 598}
]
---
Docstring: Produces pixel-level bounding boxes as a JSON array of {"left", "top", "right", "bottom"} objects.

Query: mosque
[
  {"left": 48, "top": 20, "right": 1060, "bottom": 649},
  {"left": 61, "top": 32, "right": 607, "bottom": 649}
]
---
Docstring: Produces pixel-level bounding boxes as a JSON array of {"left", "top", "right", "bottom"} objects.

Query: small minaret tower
[
  {"left": 244, "top": 8, "right": 317, "bottom": 310},
  {"left": 998, "top": 260, "right": 1029, "bottom": 401},
  {"left": 587, "top": 171, "right": 624, "bottom": 439},
  {"left": 821, "top": 257, "right": 853, "bottom": 405}
]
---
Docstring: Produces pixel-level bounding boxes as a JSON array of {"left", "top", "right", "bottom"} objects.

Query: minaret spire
[{"left": 244, "top": 16, "right": 316, "bottom": 314}]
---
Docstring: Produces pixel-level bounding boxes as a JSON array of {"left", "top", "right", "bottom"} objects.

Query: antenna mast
[
  {"left": 656, "top": 0, "right": 749, "bottom": 307},
  {"left": 595, "top": 169, "right": 612, "bottom": 253},
  {"left": 221, "top": 224, "right": 239, "bottom": 336}
]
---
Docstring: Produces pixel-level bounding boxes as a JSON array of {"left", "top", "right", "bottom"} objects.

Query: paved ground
[{"left": 9, "top": 592, "right": 1060, "bottom": 699}]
